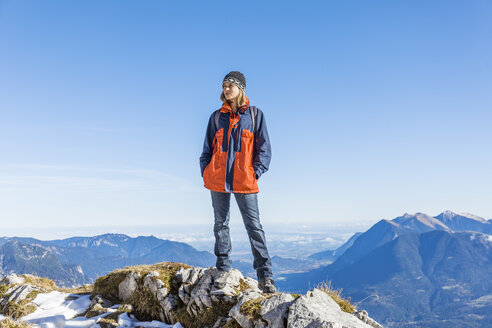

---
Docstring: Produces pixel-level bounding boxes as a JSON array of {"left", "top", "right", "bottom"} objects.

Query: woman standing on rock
[{"left": 199, "top": 71, "right": 276, "bottom": 294}]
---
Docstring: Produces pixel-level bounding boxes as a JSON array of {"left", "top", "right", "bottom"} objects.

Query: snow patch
[
  {"left": 18, "top": 290, "right": 181, "bottom": 328},
  {"left": 118, "top": 312, "right": 183, "bottom": 328}
]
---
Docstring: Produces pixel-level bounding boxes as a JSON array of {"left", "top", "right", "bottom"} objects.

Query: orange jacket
[{"left": 199, "top": 96, "right": 271, "bottom": 193}]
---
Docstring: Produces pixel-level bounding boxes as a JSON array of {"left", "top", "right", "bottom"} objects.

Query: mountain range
[
  {"left": 0, "top": 233, "right": 317, "bottom": 287},
  {"left": 277, "top": 210, "right": 492, "bottom": 327},
  {"left": 0, "top": 234, "right": 216, "bottom": 287}
]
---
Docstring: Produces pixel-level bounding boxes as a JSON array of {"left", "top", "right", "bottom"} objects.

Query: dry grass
[
  {"left": 239, "top": 297, "right": 263, "bottom": 320},
  {"left": 20, "top": 275, "right": 58, "bottom": 292},
  {"left": 97, "top": 312, "right": 120, "bottom": 328},
  {"left": 92, "top": 271, "right": 128, "bottom": 303},
  {"left": 6, "top": 274, "right": 93, "bottom": 296},
  {"left": 0, "top": 317, "right": 33, "bottom": 328},
  {"left": 0, "top": 284, "right": 8, "bottom": 297},
  {"left": 316, "top": 281, "right": 356, "bottom": 314},
  {"left": 223, "top": 318, "right": 242, "bottom": 328},
  {"left": 232, "top": 278, "right": 253, "bottom": 296},
  {"left": 92, "top": 261, "right": 190, "bottom": 303},
  {"left": 60, "top": 284, "right": 94, "bottom": 295},
  {"left": 0, "top": 275, "right": 97, "bottom": 323},
  {"left": 1, "top": 280, "right": 46, "bottom": 320},
  {"left": 127, "top": 286, "right": 162, "bottom": 322},
  {"left": 173, "top": 300, "right": 236, "bottom": 328},
  {"left": 3, "top": 300, "right": 37, "bottom": 319}
]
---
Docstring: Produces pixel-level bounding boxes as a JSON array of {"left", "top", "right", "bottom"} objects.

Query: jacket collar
[{"left": 220, "top": 96, "right": 250, "bottom": 115}]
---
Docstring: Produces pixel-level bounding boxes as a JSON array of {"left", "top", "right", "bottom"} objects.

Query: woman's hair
[{"left": 220, "top": 88, "right": 247, "bottom": 108}]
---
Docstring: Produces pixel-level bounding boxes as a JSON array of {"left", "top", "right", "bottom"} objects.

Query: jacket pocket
[
  {"left": 233, "top": 129, "right": 258, "bottom": 191},
  {"left": 203, "top": 129, "right": 227, "bottom": 190}
]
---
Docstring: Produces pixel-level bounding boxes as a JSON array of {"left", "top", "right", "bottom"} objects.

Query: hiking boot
[
  {"left": 258, "top": 278, "right": 277, "bottom": 294},
  {"left": 214, "top": 269, "right": 231, "bottom": 289}
]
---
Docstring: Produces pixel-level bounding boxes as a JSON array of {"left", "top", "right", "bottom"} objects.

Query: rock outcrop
[
  {"left": 0, "top": 274, "right": 44, "bottom": 319},
  {"left": 1, "top": 263, "right": 383, "bottom": 328},
  {"left": 90, "top": 262, "right": 383, "bottom": 328}
]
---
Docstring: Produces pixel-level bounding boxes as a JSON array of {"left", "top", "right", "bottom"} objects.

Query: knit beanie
[{"left": 222, "top": 71, "right": 246, "bottom": 92}]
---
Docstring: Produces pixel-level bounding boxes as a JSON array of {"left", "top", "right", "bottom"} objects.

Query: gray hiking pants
[{"left": 210, "top": 190, "right": 273, "bottom": 280}]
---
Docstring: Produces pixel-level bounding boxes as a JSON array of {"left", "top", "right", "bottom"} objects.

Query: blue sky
[{"left": 1, "top": 0, "right": 491, "bottom": 237}]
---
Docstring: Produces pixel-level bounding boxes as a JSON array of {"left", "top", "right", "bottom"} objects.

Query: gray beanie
[{"left": 222, "top": 71, "right": 246, "bottom": 91}]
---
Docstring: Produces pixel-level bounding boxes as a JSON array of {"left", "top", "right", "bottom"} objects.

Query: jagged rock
[
  {"left": 1, "top": 284, "right": 42, "bottom": 307},
  {"left": 118, "top": 272, "right": 140, "bottom": 302},
  {"left": 144, "top": 271, "right": 163, "bottom": 293},
  {"left": 65, "top": 295, "right": 80, "bottom": 301},
  {"left": 243, "top": 277, "right": 260, "bottom": 290},
  {"left": 212, "top": 316, "right": 229, "bottom": 328},
  {"left": 85, "top": 303, "right": 108, "bottom": 318},
  {"left": 143, "top": 271, "right": 169, "bottom": 304},
  {"left": 210, "top": 275, "right": 261, "bottom": 304},
  {"left": 117, "top": 304, "right": 133, "bottom": 313},
  {"left": 176, "top": 266, "right": 208, "bottom": 307},
  {"left": 178, "top": 284, "right": 191, "bottom": 305},
  {"left": 91, "top": 294, "right": 113, "bottom": 308},
  {"left": 97, "top": 312, "right": 121, "bottom": 328},
  {"left": 86, "top": 295, "right": 114, "bottom": 319},
  {"left": 287, "top": 289, "right": 374, "bottom": 328},
  {"left": 160, "top": 294, "right": 180, "bottom": 324},
  {"left": 354, "top": 310, "right": 383, "bottom": 328},
  {"left": 186, "top": 268, "right": 215, "bottom": 316},
  {"left": 98, "top": 319, "right": 119, "bottom": 328},
  {"left": 229, "top": 290, "right": 266, "bottom": 328},
  {"left": 183, "top": 267, "right": 242, "bottom": 316},
  {"left": 176, "top": 267, "right": 207, "bottom": 286},
  {"left": 260, "top": 293, "right": 295, "bottom": 328},
  {"left": 210, "top": 268, "right": 245, "bottom": 296},
  {"left": 0, "top": 274, "right": 25, "bottom": 286},
  {"left": 71, "top": 263, "right": 383, "bottom": 328}
]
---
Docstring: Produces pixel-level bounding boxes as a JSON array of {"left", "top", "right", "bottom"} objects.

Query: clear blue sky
[{"left": 1, "top": 0, "right": 491, "bottom": 235}]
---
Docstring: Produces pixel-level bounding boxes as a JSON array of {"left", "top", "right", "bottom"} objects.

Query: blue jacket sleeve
[
  {"left": 199, "top": 112, "right": 217, "bottom": 177},
  {"left": 253, "top": 109, "right": 272, "bottom": 179}
]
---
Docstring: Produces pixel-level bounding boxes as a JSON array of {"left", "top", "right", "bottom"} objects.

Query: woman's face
[{"left": 222, "top": 82, "right": 240, "bottom": 101}]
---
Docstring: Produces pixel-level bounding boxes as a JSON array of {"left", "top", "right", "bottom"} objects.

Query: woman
[{"left": 199, "top": 71, "right": 276, "bottom": 293}]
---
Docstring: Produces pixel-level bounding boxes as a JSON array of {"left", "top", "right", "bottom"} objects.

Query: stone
[
  {"left": 354, "top": 310, "right": 383, "bottom": 328},
  {"left": 186, "top": 268, "right": 216, "bottom": 316},
  {"left": 143, "top": 272, "right": 168, "bottom": 304},
  {"left": 85, "top": 303, "right": 108, "bottom": 318},
  {"left": 117, "top": 304, "right": 133, "bottom": 313},
  {"left": 91, "top": 294, "right": 113, "bottom": 308},
  {"left": 65, "top": 295, "right": 80, "bottom": 301},
  {"left": 229, "top": 290, "right": 266, "bottom": 328},
  {"left": 118, "top": 272, "right": 140, "bottom": 303},
  {"left": 260, "top": 293, "right": 295, "bottom": 328},
  {"left": 160, "top": 294, "right": 180, "bottom": 324},
  {"left": 287, "top": 289, "right": 375, "bottom": 328},
  {"left": 1, "top": 284, "right": 41, "bottom": 307},
  {"left": 155, "top": 286, "right": 169, "bottom": 302},
  {"left": 178, "top": 285, "right": 191, "bottom": 305},
  {"left": 0, "top": 274, "right": 25, "bottom": 286},
  {"left": 212, "top": 316, "right": 228, "bottom": 328},
  {"left": 210, "top": 268, "right": 246, "bottom": 296},
  {"left": 176, "top": 267, "right": 207, "bottom": 286},
  {"left": 143, "top": 271, "right": 163, "bottom": 293},
  {"left": 243, "top": 277, "right": 260, "bottom": 291},
  {"left": 98, "top": 318, "right": 119, "bottom": 328},
  {"left": 175, "top": 267, "right": 207, "bottom": 306}
]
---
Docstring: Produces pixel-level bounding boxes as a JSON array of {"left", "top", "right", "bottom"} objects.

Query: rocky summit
[{"left": 0, "top": 261, "right": 383, "bottom": 328}]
